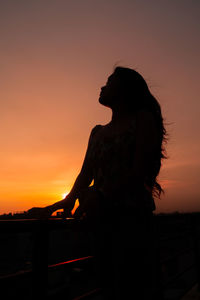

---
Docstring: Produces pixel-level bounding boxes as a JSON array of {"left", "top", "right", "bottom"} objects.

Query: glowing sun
[{"left": 62, "top": 192, "right": 69, "bottom": 199}]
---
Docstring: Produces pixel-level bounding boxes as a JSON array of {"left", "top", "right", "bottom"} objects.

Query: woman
[{"left": 29, "top": 66, "right": 167, "bottom": 299}]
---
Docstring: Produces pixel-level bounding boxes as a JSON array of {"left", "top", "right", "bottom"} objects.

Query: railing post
[
  {"left": 192, "top": 215, "right": 200, "bottom": 291},
  {"left": 154, "top": 215, "right": 164, "bottom": 300},
  {"left": 32, "top": 220, "right": 49, "bottom": 299}
]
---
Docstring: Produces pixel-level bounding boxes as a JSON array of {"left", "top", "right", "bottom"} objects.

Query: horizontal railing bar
[
  {"left": 49, "top": 256, "right": 94, "bottom": 269},
  {"left": 0, "top": 269, "right": 31, "bottom": 281},
  {"left": 0, "top": 218, "right": 199, "bottom": 237},
  {"left": 0, "top": 256, "right": 94, "bottom": 280},
  {"left": 0, "top": 218, "right": 78, "bottom": 233},
  {"left": 72, "top": 288, "right": 102, "bottom": 300}
]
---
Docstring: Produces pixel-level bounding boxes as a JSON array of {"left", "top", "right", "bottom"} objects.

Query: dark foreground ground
[{"left": 0, "top": 212, "right": 199, "bottom": 299}]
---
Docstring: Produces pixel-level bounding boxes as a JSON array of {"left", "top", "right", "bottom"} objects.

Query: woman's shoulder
[
  {"left": 90, "top": 124, "right": 103, "bottom": 136},
  {"left": 89, "top": 124, "right": 104, "bottom": 141},
  {"left": 91, "top": 124, "right": 103, "bottom": 134}
]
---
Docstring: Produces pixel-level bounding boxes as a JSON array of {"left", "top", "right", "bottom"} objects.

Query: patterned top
[{"left": 87, "top": 119, "right": 156, "bottom": 211}]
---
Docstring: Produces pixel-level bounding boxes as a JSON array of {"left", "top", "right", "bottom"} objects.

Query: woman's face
[{"left": 99, "top": 73, "right": 123, "bottom": 108}]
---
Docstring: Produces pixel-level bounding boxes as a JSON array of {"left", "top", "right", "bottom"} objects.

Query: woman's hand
[
  {"left": 27, "top": 195, "right": 75, "bottom": 219},
  {"left": 62, "top": 195, "right": 76, "bottom": 218},
  {"left": 27, "top": 206, "right": 54, "bottom": 219}
]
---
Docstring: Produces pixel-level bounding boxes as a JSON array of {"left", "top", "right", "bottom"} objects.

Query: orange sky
[{"left": 1, "top": 0, "right": 200, "bottom": 214}]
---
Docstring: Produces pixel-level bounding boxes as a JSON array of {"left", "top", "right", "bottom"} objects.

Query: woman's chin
[
  {"left": 98, "top": 95, "right": 103, "bottom": 103},
  {"left": 99, "top": 96, "right": 110, "bottom": 107}
]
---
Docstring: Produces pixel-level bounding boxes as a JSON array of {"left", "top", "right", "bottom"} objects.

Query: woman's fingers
[{"left": 27, "top": 207, "right": 52, "bottom": 219}]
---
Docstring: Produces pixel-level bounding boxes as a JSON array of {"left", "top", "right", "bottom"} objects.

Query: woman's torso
[{"left": 88, "top": 115, "right": 156, "bottom": 211}]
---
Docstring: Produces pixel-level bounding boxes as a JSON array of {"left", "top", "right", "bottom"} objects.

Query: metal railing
[
  {"left": 0, "top": 213, "right": 200, "bottom": 299},
  {"left": 0, "top": 218, "right": 98, "bottom": 299}
]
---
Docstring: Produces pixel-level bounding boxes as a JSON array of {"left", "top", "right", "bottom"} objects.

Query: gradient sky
[{"left": 0, "top": 0, "right": 200, "bottom": 214}]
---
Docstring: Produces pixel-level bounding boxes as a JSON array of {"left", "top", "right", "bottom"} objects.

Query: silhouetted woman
[{"left": 29, "top": 67, "right": 167, "bottom": 299}]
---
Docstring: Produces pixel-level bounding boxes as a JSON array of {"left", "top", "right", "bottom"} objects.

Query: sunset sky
[{"left": 1, "top": 0, "right": 200, "bottom": 214}]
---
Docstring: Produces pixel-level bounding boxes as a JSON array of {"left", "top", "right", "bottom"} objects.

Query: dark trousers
[{"left": 91, "top": 209, "right": 160, "bottom": 299}]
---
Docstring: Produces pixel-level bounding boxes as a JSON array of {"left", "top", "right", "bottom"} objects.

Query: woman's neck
[{"left": 111, "top": 109, "right": 133, "bottom": 124}]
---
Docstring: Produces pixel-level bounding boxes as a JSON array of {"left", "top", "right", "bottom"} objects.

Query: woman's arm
[
  {"left": 49, "top": 169, "right": 93, "bottom": 213},
  {"left": 27, "top": 126, "right": 99, "bottom": 218},
  {"left": 47, "top": 126, "right": 99, "bottom": 214}
]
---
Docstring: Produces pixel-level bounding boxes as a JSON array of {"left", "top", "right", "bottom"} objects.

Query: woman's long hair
[{"left": 114, "top": 66, "right": 167, "bottom": 199}]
